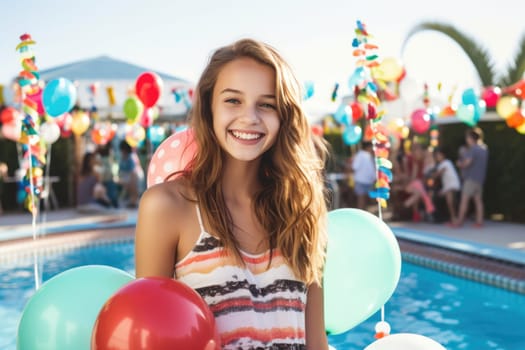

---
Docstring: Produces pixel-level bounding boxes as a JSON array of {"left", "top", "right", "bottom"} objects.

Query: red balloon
[
  {"left": 135, "top": 72, "right": 163, "bottom": 108},
  {"left": 147, "top": 128, "right": 197, "bottom": 188},
  {"left": 481, "top": 86, "right": 501, "bottom": 108},
  {"left": 92, "top": 277, "right": 219, "bottom": 350},
  {"left": 410, "top": 108, "right": 431, "bottom": 134},
  {"left": 0, "top": 107, "right": 20, "bottom": 125}
]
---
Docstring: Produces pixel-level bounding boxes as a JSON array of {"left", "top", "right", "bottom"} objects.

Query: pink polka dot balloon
[{"left": 147, "top": 128, "right": 197, "bottom": 188}]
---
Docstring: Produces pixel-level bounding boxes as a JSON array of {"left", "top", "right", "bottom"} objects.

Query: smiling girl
[{"left": 135, "top": 38, "right": 329, "bottom": 350}]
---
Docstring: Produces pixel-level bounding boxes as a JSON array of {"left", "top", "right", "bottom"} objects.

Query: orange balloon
[{"left": 506, "top": 111, "right": 525, "bottom": 128}]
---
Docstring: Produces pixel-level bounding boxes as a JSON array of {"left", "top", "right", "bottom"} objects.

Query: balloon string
[
  {"left": 41, "top": 144, "right": 52, "bottom": 229},
  {"left": 38, "top": 144, "right": 53, "bottom": 284},
  {"left": 28, "top": 144, "right": 40, "bottom": 290},
  {"left": 371, "top": 118, "right": 385, "bottom": 324}
]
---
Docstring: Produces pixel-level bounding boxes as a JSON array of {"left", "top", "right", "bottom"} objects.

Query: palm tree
[{"left": 401, "top": 22, "right": 525, "bottom": 88}]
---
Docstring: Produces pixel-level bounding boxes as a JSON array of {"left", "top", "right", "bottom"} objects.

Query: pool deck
[{"left": 1, "top": 207, "right": 524, "bottom": 291}]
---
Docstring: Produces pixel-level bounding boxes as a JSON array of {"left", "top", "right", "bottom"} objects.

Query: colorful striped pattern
[{"left": 175, "top": 231, "right": 307, "bottom": 349}]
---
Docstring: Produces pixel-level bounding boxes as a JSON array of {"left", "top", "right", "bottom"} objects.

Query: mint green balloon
[
  {"left": 323, "top": 209, "right": 401, "bottom": 335},
  {"left": 17, "top": 265, "right": 134, "bottom": 350}
]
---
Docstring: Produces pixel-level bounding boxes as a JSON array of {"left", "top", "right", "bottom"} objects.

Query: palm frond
[
  {"left": 402, "top": 22, "right": 497, "bottom": 87},
  {"left": 499, "top": 32, "right": 525, "bottom": 87}
]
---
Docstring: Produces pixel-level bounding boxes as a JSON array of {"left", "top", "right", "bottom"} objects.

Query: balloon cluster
[
  {"left": 455, "top": 87, "right": 486, "bottom": 126},
  {"left": 17, "top": 265, "right": 219, "bottom": 350},
  {"left": 348, "top": 20, "right": 392, "bottom": 208},
  {"left": 496, "top": 79, "right": 525, "bottom": 134},
  {"left": 122, "top": 71, "right": 164, "bottom": 147}
]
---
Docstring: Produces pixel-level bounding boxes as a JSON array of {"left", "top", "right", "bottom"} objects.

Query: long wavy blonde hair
[{"left": 187, "top": 38, "right": 328, "bottom": 285}]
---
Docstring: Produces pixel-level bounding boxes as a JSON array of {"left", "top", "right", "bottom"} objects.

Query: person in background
[
  {"left": 432, "top": 147, "right": 461, "bottom": 224},
  {"left": 453, "top": 127, "right": 489, "bottom": 228},
  {"left": 97, "top": 142, "right": 119, "bottom": 208},
  {"left": 118, "top": 140, "right": 144, "bottom": 208},
  {"left": 351, "top": 140, "right": 376, "bottom": 210},
  {"left": 135, "top": 38, "right": 329, "bottom": 349},
  {"left": 76, "top": 152, "right": 111, "bottom": 212},
  {"left": 402, "top": 142, "right": 435, "bottom": 221}
]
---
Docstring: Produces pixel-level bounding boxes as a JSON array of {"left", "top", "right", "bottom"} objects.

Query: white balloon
[
  {"left": 39, "top": 121, "right": 61, "bottom": 144},
  {"left": 365, "top": 333, "right": 447, "bottom": 350}
]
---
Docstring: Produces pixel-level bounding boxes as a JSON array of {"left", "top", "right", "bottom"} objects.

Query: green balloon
[
  {"left": 123, "top": 96, "right": 144, "bottom": 123},
  {"left": 323, "top": 209, "right": 401, "bottom": 335},
  {"left": 17, "top": 265, "right": 134, "bottom": 350}
]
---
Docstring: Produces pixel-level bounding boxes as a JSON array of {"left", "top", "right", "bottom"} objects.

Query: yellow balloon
[
  {"left": 71, "top": 111, "right": 91, "bottom": 136},
  {"left": 496, "top": 96, "right": 519, "bottom": 119},
  {"left": 375, "top": 57, "right": 404, "bottom": 82},
  {"left": 125, "top": 124, "right": 146, "bottom": 148}
]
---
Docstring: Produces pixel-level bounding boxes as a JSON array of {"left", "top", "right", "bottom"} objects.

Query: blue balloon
[
  {"left": 42, "top": 78, "right": 77, "bottom": 117},
  {"left": 342, "top": 125, "right": 362, "bottom": 146},
  {"left": 461, "top": 88, "right": 478, "bottom": 106}
]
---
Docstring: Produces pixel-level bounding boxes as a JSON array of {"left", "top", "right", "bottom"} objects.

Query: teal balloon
[
  {"left": 323, "top": 209, "right": 401, "bottom": 334},
  {"left": 17, "top": 265, "right": 134, "bottom": 350},
  {"left": 42, "top": 78, "right": 77, "bottom": 117},
  {"left": 342, "top": 125, "right": 362, "bottom": 146},
  {"left": 456, "top": 104, "right": 477, "bottom": 126},
  {"left": 461, "top": 87, "right": 478, "bottom": 106},
  {"left": 473, "top": 100, "right": 487, "bottom": 122}
]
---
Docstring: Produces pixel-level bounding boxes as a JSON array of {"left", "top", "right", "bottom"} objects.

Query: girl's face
[{"left": 211, "top": 57, "right": 280, "bottom": 162}]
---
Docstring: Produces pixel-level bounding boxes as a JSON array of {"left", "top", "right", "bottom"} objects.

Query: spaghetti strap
[{"left": 195, "top": 204, "right": 205, "bottom": 232}]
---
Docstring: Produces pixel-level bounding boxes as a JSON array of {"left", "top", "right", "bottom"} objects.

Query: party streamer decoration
[
  {"left": 348, "top": 20, "right": 392, "bottom": 212},
  {"left": 16, "top": 33, "right": 47, "bottom": 290},
  {"left": 345, "top": 19, "right": 395, "bottom": 341},
  {"left": 16, "top": 33, "right": 46, "bottom": 214}
]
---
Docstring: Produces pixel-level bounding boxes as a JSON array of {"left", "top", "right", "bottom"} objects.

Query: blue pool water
[{"left": 1, "top": 242, "right": 524, "bottom": 350}]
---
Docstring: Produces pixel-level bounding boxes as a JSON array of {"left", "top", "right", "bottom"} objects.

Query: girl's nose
[{"left": 240, "top": 105, "right": 260, "bottom": 123}]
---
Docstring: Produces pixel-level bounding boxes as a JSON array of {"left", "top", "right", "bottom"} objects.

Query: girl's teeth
[{"left": 232, "top": 131, "right": 261, "bottom": 140}]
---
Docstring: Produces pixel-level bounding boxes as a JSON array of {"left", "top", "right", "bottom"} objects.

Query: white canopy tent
[{"left": 37, "top": 55, "right": 193, "bottom": 120}]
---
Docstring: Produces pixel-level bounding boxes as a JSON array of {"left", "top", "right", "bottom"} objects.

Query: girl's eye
[
  {"left": 225, "top": 98, "right": 240, "bottom": 104},
  {"left": 260, "top": 103, "right": 276, "bottom": 110}
]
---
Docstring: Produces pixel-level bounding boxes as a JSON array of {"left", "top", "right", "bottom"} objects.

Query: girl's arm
[
  {"left": 135, "top": 186, "right": 179, "bottom": 278},
  {"left": 305, "top": 283, "right": 329, "bottom": 350}
]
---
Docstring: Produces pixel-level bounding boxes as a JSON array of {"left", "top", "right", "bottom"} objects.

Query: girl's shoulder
[{"left": 139, "top": 178, "right": 196, "bottom": 223}]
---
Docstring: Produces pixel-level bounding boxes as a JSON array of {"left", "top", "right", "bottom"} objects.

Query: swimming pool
[{"left": 1, "top": 241, "right": 524, "bottom": 350}]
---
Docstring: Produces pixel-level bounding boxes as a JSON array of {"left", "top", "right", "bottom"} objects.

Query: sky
[{"left": 1, "top": 0, "right": 524, "bottom": 119}]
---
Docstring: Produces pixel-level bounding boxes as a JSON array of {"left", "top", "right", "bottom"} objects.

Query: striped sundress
[{"left": 175, "top": 206, "right": 307, "bottom": 350}]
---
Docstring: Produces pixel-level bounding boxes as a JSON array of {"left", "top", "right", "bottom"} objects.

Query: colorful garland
[
  {"left": 16, "top": 33, "right": 46, "bottom": 214},
  {"left": 349, "top": 20, "right": 392, "bottom": 210}
]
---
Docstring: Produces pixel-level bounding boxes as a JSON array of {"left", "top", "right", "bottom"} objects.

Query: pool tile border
[
  {"left": 0, "top": 228, "right": 134, "bottom": 267},
  {"left": 402, "top": 251, "right": 525, "bottom": 294}
]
